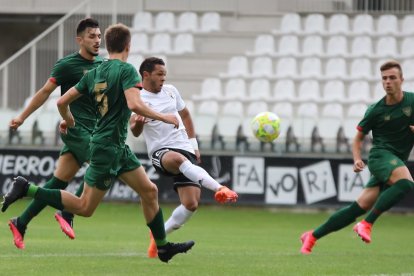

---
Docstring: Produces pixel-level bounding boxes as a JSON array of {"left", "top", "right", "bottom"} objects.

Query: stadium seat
[
  {"left": 173, "top": 33, "right": 194, "bottom": 54},
  {"left": 130, "top": 33, "right": 149, "bottom": 54},
  {"left": 401, "top": 15, "right": 414, "bottom": 36},
  {"left": 247, "top": 34, "right": 275, "bottom": 56},
  {"left": 223, "top": 78, "right": 247, "bottom": 101},
  {"left": 403, "top": 81, "right": 414, "bottom": 93},
  {"left": 193, "top": 100, "right": 219, "bottom": 147},
  {"left": 326, "top": 36, "right": 348, "bottom": 58},
  {"left": 273, "top": 13, "right": 301, "bottom": 35},
  {"left": 216, "top": 101, "right": 244, "bottom": 150},
  {"left": 400, "top": 37, "right": 414, "bottom": 58},
  {"left": 343, "top": 103, "right": 367, "bottom": 141},
  {"left": 273, "top": 79, "right": 296, "bottom": 101},
  {"left": 402, "top": 59, "right": 414, "bottom": 80},
  {"left": 35, "top": 111, "right": 60, "bottom": 145},
  {"left": 248, "top": 79, "right": 271, "bottom": 100},
  {"left": 132, "top": 12, "right": 153, "bottom": 32},
  {"left": 350, "top": 36, "right": 373, "bottom": 58},
  {"left": 373, "top": 82, "right": 384, "bottom": 100},
  {"left": 301, "top": 35, "right": 323, "bottom": 57},
  {"left": 238, "top": 101, "right": 269, "bottom": 150},
  {"left": 317, "top": 103, "right": 344, "bottom": 152},
  {"left": 192, "top": 78, "right": 222, "bottom": 101},
  {"left": 154, "top": 12, "right": 176, "bottom": 32},
  {"left": 277, "top": 35, "right": 299, "bottom": 56},
  {"left": 127, "top": 54, "right": 144, "bottom": 71},
  {"left": 300, "top": 57, "right": 322, "bottom": 79},
  {"left": 292, "top": 103, "right": 319, "bottom": 147},
  {"left": 348, "top": 81, "right": 371, "bottom": 103},
  {"left": 325, "top": 58, "right": 347, "bottom": 80},
  {"left": 151, "top": 33, "right": 172, "bottom": 54},
  {"left": 303, "top": 14, "right": 325, "bottom": 35},
  {"left": 177, "top": 12, "right": 199, "bottom": 32},
  {"left": 327, "top": 14, "right": 350, "bottom": 35},
  {"left": 375, "top": 37, "right": 397, "bottom": 58},
  {"left": 251, "top": 57, "right": 273, "bottom": 77},
  {"left": 221, "top": 56, "right": 249, "bottom": 77},
  {"left": 349, "top": 58, "right": 373, "bottom": 81},
  {"left": 352, "top": 14, "right": 374, "bottom": 35},
  {"left": 272, "top": 102, "right": 293, "bottom": 139},
  {"left": 297, "top": 80, "right": 320, "bottom": 103},
  {"left": 275, "top": 57, "right": 298, "bottom": 79},
  {"left": 200, "top": 12, "right": 221, "bottom": 32},
  {"left": 185, "top": 99, "right": 195, "bottom": 114},
  {"left": 322, "top": 80, "right": 346, "bottom": 103},
  {"left": 376, "top": 14, "right": 398, "bottom": 36}
]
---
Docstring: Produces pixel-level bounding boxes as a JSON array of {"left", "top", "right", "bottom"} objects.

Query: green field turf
[{"left": 1, "top": 200, "right": 414, "bottom": 276}]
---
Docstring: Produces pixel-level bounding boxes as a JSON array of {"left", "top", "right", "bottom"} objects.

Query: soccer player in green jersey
[
  {"left": 2, "top": 23, "right": 194, "bottom": 263},
  {"left": 300, "top": 60, "right": 414, "bottom": 254},
  {"left": 7, "top": 18, "right": 102, "bottom": 249}
]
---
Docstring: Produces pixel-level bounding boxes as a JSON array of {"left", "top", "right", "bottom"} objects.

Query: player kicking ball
[{"left": 130, "top": 57, "right": 238, "bottom": 258}]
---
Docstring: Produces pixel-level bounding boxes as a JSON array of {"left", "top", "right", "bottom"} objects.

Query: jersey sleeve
[
  {"left": 74, "top": 72, "right": 90, "bottom": 96},
  {"left": 121, "top": 63, "right": 141, "bottom": 91},
  {"left": 357, "top": 104, "right": 375, "bottom": 134},
  {"left": 49, "top": 59, "right": 67, "bottom": 85}
]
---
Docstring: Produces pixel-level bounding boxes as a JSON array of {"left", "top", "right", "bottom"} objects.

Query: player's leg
[
  {"left": 355, "top": 165, "right": 414, "bottom": 243},
  {"left": 8, "top": 152, "right": 80, "bottom": 248},
  {"left": 157, "top": 149, "right": 237, "bottom": 203},
  {"left": 300, "top": 186, "right": 378, "bottom": 254}
]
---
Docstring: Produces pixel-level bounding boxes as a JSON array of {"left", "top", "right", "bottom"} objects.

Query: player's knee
[
  {"left": 183, "top": 200, "right": 198, "bottom": 212},
  {"left": 141, "top": 182, "right": 158, "bottom": 202}
]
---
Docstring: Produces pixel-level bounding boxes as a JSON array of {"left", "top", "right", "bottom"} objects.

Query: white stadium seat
[
  {"left": 273, "top": 79, "right": 296, "bottom": 101},
  {"left": 376, "top": 14, "right": 398, "bottom": 35},
  {"left": 328, "top": 14, "right": 350, "bottom": 35},
  {"left": 200, "top": 12, "right": 221, "bottom": 32},
  {"left": 352, "top": 14, "right": 374, "bottom": 35},
  {"left": 132, "top": 12, "right": 153, "bottom": 32},
  {"left": 154, "top": 12, "right": 176, "bottom": 32},
  {"left": 177, "top": 12, "right": 199, "bottom": 32},
  {"left": 303, "top": 14, "right": 325, "bottom": 35}
]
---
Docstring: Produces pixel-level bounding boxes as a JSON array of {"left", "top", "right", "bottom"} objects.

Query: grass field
[{"left": 1, "top": 200, "right": 414, "bottom": 276}]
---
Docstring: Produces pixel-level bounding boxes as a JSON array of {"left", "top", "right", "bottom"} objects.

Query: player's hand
[
  {"left": 353, "top": 159, "right": 365, "bottom": 172},
  {"left": 59, "top": 118, "right": 75, "bottom": 134},
  {"left": 194, "top": 149, "right": 201, "bottom": 163},
  {"left": 410, "top": 125, "right": 414, "bottom": 133},
  {"left": 9, "top": 116, "right": 24, "bottom": 130},
  {"left": 163, "top": 114, "right": 179, "bottom": 128},
  {"left": 134, "top": 114, "right": 148, "bottom": 125}
]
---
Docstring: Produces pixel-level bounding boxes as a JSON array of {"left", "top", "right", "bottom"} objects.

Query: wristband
[{"left": 189, "top": 138, "right": 199, "bottom": 150}]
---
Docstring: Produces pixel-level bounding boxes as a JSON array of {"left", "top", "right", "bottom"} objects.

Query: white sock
[
  {"left": 164, "top": 204, "right": 194, "bottom": 234},
  {"left": 179, "top": 160, "right": 222, "bottom": 191}
]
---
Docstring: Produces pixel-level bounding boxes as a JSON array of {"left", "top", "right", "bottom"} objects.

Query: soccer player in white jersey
[{"left": 130, "top": 57, "right": 238, "bottom": 258}]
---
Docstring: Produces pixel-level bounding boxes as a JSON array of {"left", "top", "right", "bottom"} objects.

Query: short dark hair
[
  {"left": 104, "top": 23, "right": 131, "bottom": 53},
  {"left": 139, "top": 57, "right": 165, "bottom": 78},
  {"left": 380, "top": 60, "right": 403, "bottom": 77},
  {"left": 76, "top": 18, "right": 99, "bottom": 36}
]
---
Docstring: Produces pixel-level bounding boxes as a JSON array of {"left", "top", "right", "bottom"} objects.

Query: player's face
[
  {"left": 78, "top": 27, "right": 102, "bottom": 57},
  {"left": 381, "top": 67, "right": 403, "bottom": 96},
  {"left": 148, "top": 64, "right": 167, "bottom": 92}
]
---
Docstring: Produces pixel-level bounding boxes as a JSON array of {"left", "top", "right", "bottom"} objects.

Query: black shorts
[{"left": 151, "top": 148, "right": 201, "bottom": 192}]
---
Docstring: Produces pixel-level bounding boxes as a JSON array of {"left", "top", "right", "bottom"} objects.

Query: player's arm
[
  {"left": 130, "top": 113, "right": 146, "bottom": 137},
  {"left": 352, "top": 130, "right": 366, "bottom": 172},
  {"left": 179, "top": 107, "right": 200, "bottom": 162},
  {"left": 56, "top": 87, "right": 82, "bottom": 132},
  {"left": 9, "top": 80, "right": 57, "bottom": 130},
  {"left": 125, "top": 87, "right": 179, "bottom": 128}
]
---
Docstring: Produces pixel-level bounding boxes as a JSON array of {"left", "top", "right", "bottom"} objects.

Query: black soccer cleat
[
  {"left": 1, "top": 176, "right": 29, "bottom": 212},
  {"left": 157, "top": 240, "right": 195, "bottom": 263}
]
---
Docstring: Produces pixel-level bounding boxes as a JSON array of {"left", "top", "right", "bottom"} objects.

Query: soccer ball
[{"left": 250, "top": 112, "right": 281, "bottom": 143}]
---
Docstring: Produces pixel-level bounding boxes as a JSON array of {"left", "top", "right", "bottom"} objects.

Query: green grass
[{"left": 1, "top": 200, "right": 414, "bottom": 276}]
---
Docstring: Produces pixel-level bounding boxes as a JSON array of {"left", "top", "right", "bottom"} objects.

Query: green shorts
[
  {"left": 60, "top": 125, "right": 92, "bottom": 167},
  {"left": 84, "top": 143, "right": 141, "bottom": 190},
  {"left": 365, "top": 149, "right": 405, "bottom": 188}
]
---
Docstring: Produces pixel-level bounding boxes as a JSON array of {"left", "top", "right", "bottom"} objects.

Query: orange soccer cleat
[
  {"left": 147, "top": 231, "right": 158, "bottom": 258},
  {"left": 214, "top": 186, "right": 238, "bottom": 204},
  {"left": 300, "top": 231, "right": 317, "bottom": 255},
  {"left": 353, "top": 220, "right": 372, "bottom": 243}
]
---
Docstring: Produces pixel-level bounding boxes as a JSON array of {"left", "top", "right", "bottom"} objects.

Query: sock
[
  {"left": 32, "top": 185, "right": 64, "bottom": 210},
  {"left": 179, "top": 160, "right": 221, "bottom": 191},
  {"left": 365, "top": 179, "right": 414, "bottom": 224},
  {"left": 313, "top": 202, "right": 366, "bottom": 239},
  {"left": 61, "top": 183, "right": 84, "bottom": 221},
  {"left": 18, "top": 176, "right": 68, "bottom": 226},
  {"left": 164, "top": 204, "right": 194, "bottom": 234},
  {"left": 147, "top": 208, "right": 167, "bottom": 246}
]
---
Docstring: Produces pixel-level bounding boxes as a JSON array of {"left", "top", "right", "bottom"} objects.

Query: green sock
[
  {"left": 147, "top": 209, "right": 167, "bottom": 246},
  {"left": 18, "top": 176, "right": 68, "bottom": 226},
  {"left": 365, "top": 179, "right": 414, "bottom": 224},
  {"left": 32, "top": 186, "right": 64, "bottom": 210},
  {"left": 313, "top": 202, "right": 366, "bottom": 239}
]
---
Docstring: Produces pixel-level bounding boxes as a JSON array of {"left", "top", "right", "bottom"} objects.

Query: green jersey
[
  {"left": 75, "top": 59, "right": 141, "bottom": 146},
  {"left": 50, "top": 52, "right": 103, "bottom": 130},
  {"left": 358, "top": 91, "right": 414, "bottom": 161}
]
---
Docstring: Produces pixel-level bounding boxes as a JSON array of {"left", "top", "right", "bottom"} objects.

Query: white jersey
[{"left": 140, "top": 84, "right": 194, "bottom": 158}]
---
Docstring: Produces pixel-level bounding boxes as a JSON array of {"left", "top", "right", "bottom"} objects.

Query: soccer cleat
[
  {"left": 54, "top": 211, "right": 75, "bottom": 240},
  {"left": 353, "top": 220, "right": 372, "bottom": 243},
  {"left": 214, "top": 186, "right": 238, "bottom": 204},
  {"left": 147, "top": 231, "right": 158, "bottom": 258},
  {"left": 300, "top": 230, "right": 317, "bottom": 254},
  {"left": 8, "top": 218, "right": 26, "bottom": 249},
  {"left": 1, "top": 176, "right": 29, "bottom": 212},
  {"left": 157, "top": 240, "right": 195, "bottom": 263}
]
